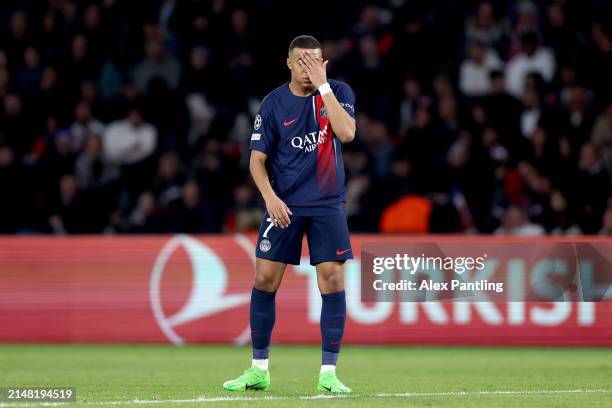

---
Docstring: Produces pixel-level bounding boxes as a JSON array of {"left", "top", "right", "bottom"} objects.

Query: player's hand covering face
[{"left": 299, "top": 50, "right": 329, "bottom": 88}]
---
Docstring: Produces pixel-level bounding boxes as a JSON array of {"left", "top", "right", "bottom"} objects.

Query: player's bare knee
[
  {"left": 318, "top": 264, "right": 345, "bottom": 293},
  {"left": 253, "top": 262, "right": 284, "bottom": 291},
  {"left": 253, "top": 258, "right": 285, "bottom": 291},
  {"left": 253, "top": 270, "right": 279, "bottom": 292},
  {"left": 323, "top": 274, "right": 343, "bottom": 293}
]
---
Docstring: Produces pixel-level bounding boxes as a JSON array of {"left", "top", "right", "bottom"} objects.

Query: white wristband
[{"left": 318, "top": 82, "right": 332, "bottom": 96}]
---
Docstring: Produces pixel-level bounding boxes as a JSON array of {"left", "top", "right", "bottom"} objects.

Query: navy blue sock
[
  {"left": 250, "top": 287, "right": 276, "bottom": 360},
  {"left": 320, "top": 290, "right": 346, "bottom": 366}
]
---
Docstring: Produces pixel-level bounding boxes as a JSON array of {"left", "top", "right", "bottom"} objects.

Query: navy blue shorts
[{"left": 255, "top": 210, "right": 353, "bottom": 266}]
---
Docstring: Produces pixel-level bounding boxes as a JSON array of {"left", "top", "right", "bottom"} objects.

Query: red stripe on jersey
[{"left": 315, "top": 95, "right": 337, "bottom": 196}]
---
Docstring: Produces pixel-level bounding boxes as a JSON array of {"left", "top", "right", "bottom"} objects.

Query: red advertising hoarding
[{"left": 0, "top": 235, "right": 611, "bottom": 346}]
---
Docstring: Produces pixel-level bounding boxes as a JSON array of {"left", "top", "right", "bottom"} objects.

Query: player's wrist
[
  {"left": 318, "top": 82, "right": 332, "bottom": 96},
  {"left": 262, "top": 191, "right": 277, "bottom": 202}
]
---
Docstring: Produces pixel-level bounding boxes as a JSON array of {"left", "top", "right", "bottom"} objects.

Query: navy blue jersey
[{"left": 250, "top": 79, "right": 356, "bottom": 214}]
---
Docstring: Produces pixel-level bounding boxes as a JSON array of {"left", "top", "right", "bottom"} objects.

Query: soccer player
[{"left": 223, "top": 35, "right": 356, "bottom": 393}]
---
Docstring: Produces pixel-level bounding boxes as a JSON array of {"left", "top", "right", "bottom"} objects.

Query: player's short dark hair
[{"left": 288, "top": 35, "right": 322, "bottom": 56}]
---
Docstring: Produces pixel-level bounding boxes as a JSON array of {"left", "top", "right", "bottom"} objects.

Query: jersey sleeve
[
  {"left": 333, "top": 82, "right": 356, "bottom": 118},
  {"left": 249, "top": 100, "right": 276, "bottom": 155}
]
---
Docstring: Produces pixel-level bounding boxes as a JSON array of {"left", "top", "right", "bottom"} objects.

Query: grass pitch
[{"left": 0, "top": 345, "right": 611, "bottom": 407}]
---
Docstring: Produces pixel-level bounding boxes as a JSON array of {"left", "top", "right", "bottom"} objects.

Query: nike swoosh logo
[
  {"left": 321, "top": 385, "right": 332, "bottom": 391},
  {"left": 283, "top": 117, "right": 298, "bottom": 126},
  {"left": 245, "top": 381, "right": 263, "bottom": 390},
  {"left": 336, "top": 249, "right": 351, "bottom": 255}
]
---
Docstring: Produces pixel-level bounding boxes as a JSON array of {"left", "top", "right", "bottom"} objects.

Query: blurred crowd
[{"left": 0, "top": 0, "right": 611, "bottom": 235}]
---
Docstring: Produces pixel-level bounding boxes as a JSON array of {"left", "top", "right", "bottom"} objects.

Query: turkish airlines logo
[{"left": 150, "top": 235, "right": 253, "bottom": 345}]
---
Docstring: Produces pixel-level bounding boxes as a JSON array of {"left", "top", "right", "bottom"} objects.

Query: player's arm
[
  {"left": 300, "top": 50, "right": 356, "bottom": 143},
  {"left": 249, "top": 150, "right": 292, "bottom": 228},
  {"left": 319, "top": 89, "right": 355, "bottom": 143}
]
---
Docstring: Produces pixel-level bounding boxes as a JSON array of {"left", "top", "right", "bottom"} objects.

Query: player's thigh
[
  {"left": 256, "top": 212, "right": 306, "bottom": 266},
  {"left": 305, "top": 213, "right": 353, "bottom": 266}
]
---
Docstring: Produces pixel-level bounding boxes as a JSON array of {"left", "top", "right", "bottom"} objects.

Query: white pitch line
[
  {"left": 0, "top": 389, "right": 610, "bottom": 406},
  {"left": 374, "top": 389, "right": 611, "bottom": 397}
]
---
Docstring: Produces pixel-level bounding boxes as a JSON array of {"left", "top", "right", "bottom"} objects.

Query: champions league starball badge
[{"left": 253, "top": 114, "right": 262, "bottom": 130}]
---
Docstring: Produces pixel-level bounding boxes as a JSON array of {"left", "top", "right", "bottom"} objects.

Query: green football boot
[
  {"left": 223, "top": 366, "right": 270, "bottom": 391},
  {"left": 317, "top": 370, "right": 352, "bottom": 393}
]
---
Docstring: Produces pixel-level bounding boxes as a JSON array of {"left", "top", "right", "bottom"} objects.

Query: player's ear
[{"left": 286, "top": 57, "right": 292, "bottom": 71}]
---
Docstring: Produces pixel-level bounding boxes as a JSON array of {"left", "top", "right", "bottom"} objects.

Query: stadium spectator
[
  {"left": 48, "top": 174, "right": 86, "bottom": 234},
  {"left": 153, "top": 151, "right": 185, "bottom": 209},
  {"left": 590, "top": 101, "right": 612, "bottom": 169},
  {"left": 16, "top": 46, "right": 43, "bottom": 93},
  {"left": 1, "top": 94, "right": 36, "bottom": 156},
  {"left": 170, "top": 179, "right": 217, "bottom": 233},
  {"left": 506, "top": 1, "right": 541, "bottom": 58},
  {"left": 495, "top": 204, "right": 546, "bottom": 236},
  {"left": 464, "top": 1, "right": 508, "bottom": 53},
  {"left": 122, "top": 190, "right": 161, "bottom": 233},
  {"left": 588, "top": 22, "right": 612, "bottom": 98},
  {"left": 482, "top": 70, "right": 522, "bottom": 135},
  {"left": 134, "top": 38, "right": 181, "bottom": 94},
  {"left": 0, "top": 143, "right": 23, "bottom": 233},
  {"left": 74, "top": 134, "right": 117, "bottom": 190},
  {"left": 543, "top": 2, "right": 577, "bottom": 65},
  {"left": 103, "top": 107, "right": 157, "bottom": 207},
  {"left": 571, "top": 143, "right": 610, "bottom": 234},
  {"left": 103, "top": 108, "right": 157, "bottom": 166},
  {"left": 70, "top": 102, "right": 105, "bottom": 152},
  {"left": 37, "top": 129, "right": 76, "bottom": 196},
  {"left": 398, "top": 78, "right": 421, "bottom": 136},
  {"left": 549, "top": 189, "right": 581, "bottom": 235},
  {"left": 519, "top": 88, "right": 542, "bottom": 139},
  {"left": 505, "top": 31, "right": 556, "bottom": 98},
  {"left": 224, "top": 182, "right": 263, "bottom": 233},
  {"left": 459, "top": 38, "right": 503, "bottom": 97},
  {"left": 184, "top": 46, "right": 216, "bottom": 146}
]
